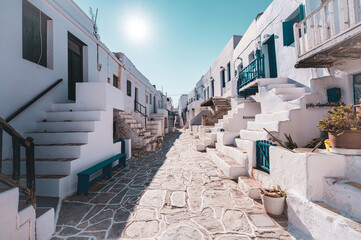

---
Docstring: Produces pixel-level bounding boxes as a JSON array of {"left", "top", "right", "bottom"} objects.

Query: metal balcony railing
[
  {"left": 238, "top": 54, "right": 265, "bottom": 90},
  {"left": 295, "top": 0, "right": 361, "bottom": 58}
]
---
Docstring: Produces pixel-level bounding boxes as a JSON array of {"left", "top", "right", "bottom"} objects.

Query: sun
[{"left": 125, "top": 16, "right": 149, "bottom": 42}]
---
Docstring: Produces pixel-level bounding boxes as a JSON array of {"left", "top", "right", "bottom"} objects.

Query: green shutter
[
  {"left": 283, "top": 21, "right": 295, "bottom": 46},
  {"left": 299, "top": 4, "right": 305, "bottom": 21}
]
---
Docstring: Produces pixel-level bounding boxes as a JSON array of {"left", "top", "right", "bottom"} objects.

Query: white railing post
[
  {"left": 294, "top": 23, "right": 301, "bottom": 58},
  {"left": 348, "top": 0, "right": 356, "bottom": 26},
  {"left": 340, "top": 0, "right": 350, "bottom": 31},
  {"left": 321, "top": 5, "right": 329, "bottom": 41},
  {"left": 329, "top": 0, "right": 336, "bottom": 37},
  {"left": 307, "top": 18, "right": 314, "bottom": 51},
  {"left": 301, "top": 22, "right": 306, "bottom": 55}
]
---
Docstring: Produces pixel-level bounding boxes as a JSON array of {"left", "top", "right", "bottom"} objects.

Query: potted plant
[
  {"left": 318, "top": 104, "right": 361, "bottom": 149},
  {"left": 260, "top": 185, "right": 286, "bottom": 215}
]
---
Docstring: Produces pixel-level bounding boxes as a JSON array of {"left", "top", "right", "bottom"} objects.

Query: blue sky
[{"left": 73, "top": 0, "right": 272, "bottom": 105}]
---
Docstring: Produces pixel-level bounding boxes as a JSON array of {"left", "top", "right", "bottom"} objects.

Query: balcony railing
[
  {"left": 238, "top": 54, "right": 265, "bottom": 90},
  {"left": 295, "top": 0, "right": 361, "bottom": 59}
]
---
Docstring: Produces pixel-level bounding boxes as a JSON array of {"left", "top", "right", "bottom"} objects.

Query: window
[
  {"left": 227, "top": 62, "right": 231, "bottom": 82},
  {"left": 150, "top": 94, "right": 152, "bottom": 104},
  {"left": 282, "top": 4, "right": 305, "bottom": 46},
  {"left": 146, "top": 95, "right": 149, "bottom": 104},
  {"left": 211, "top": 80, "right": 215, "bottom": 97},
  {"left": 23, "top": 0, "right": 51, "bottom": 67},
  {"left": 207, "top": 87, "right": 210, "bottom": 99},
  {"left": 113, "top": 75, "right": 119, "bottom": 88},
  {"left": 220, "top": 70, "right": 225, "bottom": 88},
  {"left": 248, "top": 51, "right": 255, "bottom": 63},
  {"left": 107, "top": 77, "right": 111, "bottom": 84},
  {"left": 127, "top": 80, "right": 131, "bottom": 96}
]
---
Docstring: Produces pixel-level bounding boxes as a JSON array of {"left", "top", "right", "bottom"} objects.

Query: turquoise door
[{"left": 263, "top": 35, "right": 278, "bottom": 78}]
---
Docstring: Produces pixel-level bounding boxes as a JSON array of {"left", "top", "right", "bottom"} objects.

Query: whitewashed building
[{"left": 0, "top": 0, "right": 170, "bottom": 238}]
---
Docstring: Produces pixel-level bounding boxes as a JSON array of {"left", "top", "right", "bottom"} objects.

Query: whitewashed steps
[
  {"left": 218, "top": 145, "right": 247, "bottom": 166},
  {"left": 29, "top": 132, "right": 89, "bottom": 144},
  {"left": 32, "top": 143, "right": 85, "bottom": 158},
  {"left": 258, "top": 77, "right": 289, "bottom": 86},
  {"left": 238, "top": 177, "right": 262, "bottom": 199},
  {"left": 240, "top": 129, "right": 269, "bottom": 141},
  {"left": 2, "top": 158, "right": 75, "bottom": 175},
  {"left": 255, "top": 111, "right": 290, "bottom": 123},
  {"left": 20, "top": 175, "right": 70, "bottom": 197},
  {"left": 36, "top": 121, "right": 96, "bottom": 132},
  {"left": 207, "top": 148, "right": 247, "bottom": 179},
  {"left": 324, "top": 177, "right": 361, "bottom": 222},
  {"left": 287, "top": 190, "right": 361, "bottom": 240},
  {"left": 247, "top": 121, "right": 280, "bottom": 132},
  {"left": 272, "top": 87, "right": 306, "bottom": 95},
  {"left": 268, "top": 83, "right": 296, "bottom": 90},
  {"left": 45, "top": 111, "right": 102, "bottom": 121}
]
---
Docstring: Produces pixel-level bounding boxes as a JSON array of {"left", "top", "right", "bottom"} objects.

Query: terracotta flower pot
[
  {"left": 328, "top": 130, "right": 361, "bottom": 149},
  {"left": 261, "top": 194, "right": 285, "bottom": 215}
]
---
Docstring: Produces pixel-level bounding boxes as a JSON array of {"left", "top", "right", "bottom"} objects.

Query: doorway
[
  {"left": 68, "top": 33, "right": 85, "bottom": 101},
  {"left": 153, "top": 96, "right": 156, "bottom": 113},
  {"left": 134, "top": 87, "right": 138, "bottom": 111},
  {"left": 263, "top": 34, "right": 278, "bottom": 78}
]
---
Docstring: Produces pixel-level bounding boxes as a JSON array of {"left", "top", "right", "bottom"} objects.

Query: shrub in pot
[
  {"left": 318, "top": 104, "right": 361, "bottom": 149},
  {"left": 260, "top": 185, "right": 286, "bottom": 216}
]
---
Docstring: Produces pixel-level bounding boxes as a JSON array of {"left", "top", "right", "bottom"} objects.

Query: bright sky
[{"left": 73, "top": 0, "right": 272, "bottom": 106}]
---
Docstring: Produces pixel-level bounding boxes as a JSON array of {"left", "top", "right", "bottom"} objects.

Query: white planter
[{"left": 261, "top": 194, "right": 285, "bottom": 215}]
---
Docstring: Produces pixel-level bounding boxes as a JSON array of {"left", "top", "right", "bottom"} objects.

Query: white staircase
[
  {"left": 240, "top": 78, "right": 307, "bottom": 143},
  {"left": 3, "top": 102, "right": 123, "bottom": 198},
  {"left": 199, "top": 100, "right": 261, "bottom": 148},
  {"left": 0, "top": 187, "right": 54, "bottom": 240}
]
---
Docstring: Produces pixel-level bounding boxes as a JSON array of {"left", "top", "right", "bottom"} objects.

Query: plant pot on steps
[
  {"left": 261, "top": 194, "right": 285, "bottom": 215},
  {"left": 328, "top": 130, "right": 361, "bottom": 149}
]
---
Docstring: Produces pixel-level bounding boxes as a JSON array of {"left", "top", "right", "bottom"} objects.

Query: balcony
[
  {"left": 295, "top": 0, "right": 361, "bottom": 68},
  {"left": 238, "top": 55, "right": 265, "bottom": 95}
]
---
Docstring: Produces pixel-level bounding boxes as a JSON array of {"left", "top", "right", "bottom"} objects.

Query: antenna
[{"left": 94, "top": 8, "right": 98, "bottom": 34}]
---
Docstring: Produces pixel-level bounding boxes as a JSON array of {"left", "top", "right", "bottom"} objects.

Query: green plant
[
  {"left": 304, "top": 132, "right": 327, "bottom": 149},
  {"left": 260, "top": 185, "right": 286, "bottom": 198},
  {"left": 284, "top": 133, "right": 298, "bottom": 149},
  {"left": 318, "top": 104, "right": 361, "bottom": 135}
]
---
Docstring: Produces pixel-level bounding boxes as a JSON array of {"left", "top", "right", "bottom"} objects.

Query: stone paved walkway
[{"left": 52, "top": 130, "right": 292, "bottom": 240}]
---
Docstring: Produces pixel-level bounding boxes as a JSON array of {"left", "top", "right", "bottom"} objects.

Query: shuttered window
[
  {"left": 227, "top": 62, "right": 231, "bottom": 82},
  {"left": 127, "top": 80, "right": 131, "bottom": 96},
  {"left": 22, "top": 0, "right": 50, "bottom": 67},
  {"left": 113, "top": 75, "right": 119, "bottom": 88},
  {"left": 283, "top": 4, "right": 304, "bottom": 47}
]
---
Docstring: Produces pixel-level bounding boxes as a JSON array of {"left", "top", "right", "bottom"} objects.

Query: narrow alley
[{"left": 53, "top": 130, "right": 291, "bottom": 240}]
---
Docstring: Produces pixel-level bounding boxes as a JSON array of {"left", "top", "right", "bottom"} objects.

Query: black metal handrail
[
  {"left": 135, "top": 100, "right": 147, "bottom": 127},
  {"left": 0, "top": 117, "right": 35, "bottom": 206},
  {"left": 6, "top": 79, "right": 63, "bottom": 122}
]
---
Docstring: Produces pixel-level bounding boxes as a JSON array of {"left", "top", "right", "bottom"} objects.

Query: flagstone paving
[{"left": 52, "top": 130, "right": 292, "bottom": 240}]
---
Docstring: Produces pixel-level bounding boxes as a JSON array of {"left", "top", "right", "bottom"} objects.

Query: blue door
[{"left": 263, "top": 34, "right": 278, "bottom": 78}]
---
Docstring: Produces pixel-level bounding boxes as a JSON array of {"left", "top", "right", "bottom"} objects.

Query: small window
[
  {"left": 127, "top": 80, "right": 131, "bottom": 96},
  {"left": 248, "top": 51, "right": 255, "bottom": 63},
  {"left": 150, "top": 94, "right": 152, "bottom": 104},
  {"left": 107, "top": 77, "right": 111, "bottom": 84},
  {"left": 113, "top": 75, "right": 119, "bottom": 88},
  {"left": 23, "top": 0, "right": 51, "bottom": 67},
  {"left": 227, "top": 62, "right": 231, "bottom": 82},
  {"left": 146, "top": 95, "right": 149, "bottom": 104}
]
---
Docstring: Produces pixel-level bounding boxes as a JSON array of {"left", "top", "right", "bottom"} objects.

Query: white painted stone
[
  {"left": 139, "top": 190, "right": 167, "bottom": 207},
  {"left": 171, "top": 191, "right": 186, "bottom": 207}
]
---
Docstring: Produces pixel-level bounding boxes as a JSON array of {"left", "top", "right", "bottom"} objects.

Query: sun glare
[{"left": 125, "top": 16, "right": 149, "bottom": 42}]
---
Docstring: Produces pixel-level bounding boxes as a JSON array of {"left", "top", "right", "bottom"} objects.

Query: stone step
[
  {"left": 272, "top": 87, "right": 306, "bottom": 95},
  {"left": 324, "top": 177, "right": 361, "bottom": 222},
  {"left": 287, "top": 190, "right": 361, "bottom": 240},
  {"left": 267, "top": 83, "right": 296, "bottom": 90},
  {"left": 29, "top": 132, "right": 89, "bottom": 145},
  {"left": 218, "top": 145, "right": 247, "bottom": 166},
  {"left": 205, "top": 132, "right": 217, "bottom": 142},
  {"left": 278, "top": 93, "right": 305, "bottom": 101},
  {"left": 130, "top": 123, "right": 142, "bottom": 129},
  {"left": 29, "top": 143, "right": 85, "bottom": 158},
  {"left": 2, "top": 157, "right": 75, "bottom": 175},
  {"left": 45, "top": 111, "right": 102, "bottom": 121},
  {"left": 51, "top": 103, "right": 102, "bottom": 112},
  {"left": 263, "top": 99, "right": 302, "bottom": 114},
  {"left": 258, "top": 77, "right": 288, "bottom": 86},
  {"left": 240, "top": 129, "right": 269, "bottom": 141},
  {"left": 247, "top": 121, "right": 280, "bottom": 132},
  {"left": 255, "top": 111, "right": 290, "bottom": 123},
  {"left": 35, "top": 121, "right": 96, "bottom": 132},
  {"left": 238, "top": 177, "right": 262, "bottom": 199},
  {"left": 234, "top": 137, "right": 253, "bottom": 149},
  {"left": 207, "top": 148, "right": 247, "bottom": 180},
  {"left": 35, "top": 207, "right": 55, "bottom": 240},
  {"left": 138, "top": 131, "right": 152, "bottom": 137},
  {"left": 125, "top": 119, "right": 137, "bottom": 124},
  {"left": 346, "top": 156, "right": 361, "bottom": 183},
  {"left": 201, "top": 137, "right": 215, "bottom": 148}
]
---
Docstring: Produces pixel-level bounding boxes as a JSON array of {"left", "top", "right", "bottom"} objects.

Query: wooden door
[{"left": 68, "top": 34, "right": 83, "bottom": 101}]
